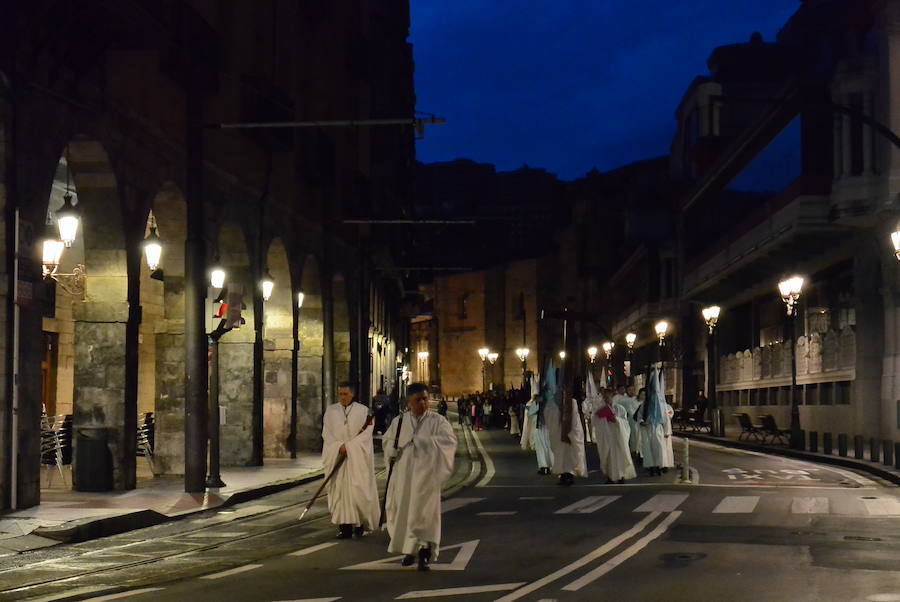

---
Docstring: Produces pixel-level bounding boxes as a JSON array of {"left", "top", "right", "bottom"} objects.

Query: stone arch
[
  {"left": 297, "top": 255, "right": 324, "bottom": 451},
  {"left": 43, "top": 136, "right": 135, "bottom": 490},
  {"left": 142, "top": 182, "right": 187, "bottom": 475},
  {"left": 216, "top": 222, "right": 257, "bottom": 466},
  {"left": 262, "top": 238, "right": 293, "bottom": 457},
  {"left": 333, "top": 273, "right": 352, "bottom": 385}
]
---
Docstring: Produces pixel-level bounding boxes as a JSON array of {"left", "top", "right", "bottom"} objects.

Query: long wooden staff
[
  {"left": 298, "top": 411, "right": 373, "bottom": 522},
  {"left": 378, "top": 412, "right": 404, "bottom": 527}
]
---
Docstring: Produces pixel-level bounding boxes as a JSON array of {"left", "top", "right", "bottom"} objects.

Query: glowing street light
[
  {"left": 297, "top": 290, "right": 305, "bottom": 308},
  {"left": 478, "top": 347, "right": 489, "bottom": 362},
  {"left": 210, "top": 265, "right": 226, "bottom": 289},
  {"left": 625, "top": 332, "right": 637, "bottom": 349},
  {"left": 558, "top": 350, "right": 566, "bottom": 360},
  {"left": 515, "top": 347, "right": 530, "bottom": 362},
  {"left": 892, "top": 230, "right": 900, "bottom": 260},
  {"left": 142, "top": 224, "right": 162, "bottom": 272},
  {"left": 654, "top": 320, "right": 669, "bottom": 345},
  {"left": 42, "top": 238, "right": 65, "bottom": 278},
  {"left": 260, "top": 269, "right": 275, "bottom": 302},
  {"left": 701, "top": 305, "right": 721, "bottom": 334},
  {"left": 778, "top": 276, "right": 804, "bottom": 316},
  {"left": 487, "top": 351, "right": 499, "bottom": 365},
  {"left": 587, "top": 346, "right": 598, "bottom": 363},
  {"left": 602, "top": 341, "right": 615, "bottom": 359},
  {"left": 56, "top": 193, "right": 80, "bottom": 248}
]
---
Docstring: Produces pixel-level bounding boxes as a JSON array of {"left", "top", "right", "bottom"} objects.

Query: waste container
[{"left": 74, "top": 426, "right": 113, "bottom": 491}]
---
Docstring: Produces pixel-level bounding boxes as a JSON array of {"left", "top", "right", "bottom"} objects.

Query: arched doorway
[
  {"left": 297, "top": 255, "right": 324, "bottom": 451},
  {"left": 262, "top": 238, "right": 293, "bottom": 457}
]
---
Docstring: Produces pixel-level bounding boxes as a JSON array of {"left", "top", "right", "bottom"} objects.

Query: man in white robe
[
  {"left": 543, "top": 358, "right": 587, "bottom": 486},
  {"left": 383, "top": 382, "right": 457, "bottom": 571},
  {"left": 588, "top": 376, "right": 636, "bottom": 483},
  {"left": 321, "top": 382, "right": 379, "bottom": 539},
  {"left": 520, "top": 374, "right": 553, "bottom": 474}
]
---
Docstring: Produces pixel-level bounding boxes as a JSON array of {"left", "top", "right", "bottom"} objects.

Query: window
[
  {"left": 820, "top": 382, "right": 834, "bottom": 405},
  {"left": 836, "top": 381, "right": 851, "bottom": 405}
]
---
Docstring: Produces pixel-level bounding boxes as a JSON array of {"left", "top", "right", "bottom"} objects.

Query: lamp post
[
  {"left": 487, "top": 352, "right": 498, "bottom": 390},
  {"left": 625, "top": 332, "right": 636, "bottom": 384},
  {"left": 515, "top": 347, "right": 530, "bottom": 385},
  {"left": 779, "top": 275, "right": 805, "bottom": 450},
  {"left": 478, "top": 347, "right": 489, "bottom": 392},
  {"left": 602, "top": 341, "right": 615, "bottom": 386},
  {"left": 587, "top": 346, "right": 598, "bottom": 364},
  {"left": 702, "top": 305, "right": 722, "bottom": 436}
]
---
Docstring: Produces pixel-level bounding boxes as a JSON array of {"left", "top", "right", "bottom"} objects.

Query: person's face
[
  {"left": 617, "top": 387, "right": 625, "bottom": 395},
  {"left": 407, "top": 390, "right": 429, "bottom": 416},
  {"left": 638, "top": 390, "right": 646, "bottom": 401},
  {"left": 337, "top": 387, "right": 354, "bottom": 406},
  {"left": 626, "top": 386, "right": 635, "bottom": 397}
]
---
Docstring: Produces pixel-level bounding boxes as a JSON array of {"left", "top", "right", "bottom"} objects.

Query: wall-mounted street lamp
[
  {"left": 778, "top": 276, "right": 805, "bottom": 450},
  {"left": 210, "top": 263, "right": 226, "bottom": 289},
  {"left": 142, "top": 223, "right": 163, "bottom": 273},
  {"left": 41, "top": 228, "right": 85, "bottom": 296},
  {"left": 56, "top": 193, "right": 80, "bottom": 248},
  {"left": 587, "top": 346, "right": 598, "bottom": 364},
  {"left": 260, "top": 269, "right": 275, "bottom": 302}
]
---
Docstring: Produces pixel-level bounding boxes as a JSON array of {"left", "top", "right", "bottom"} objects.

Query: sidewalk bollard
[
  {"left": 895, "top": 442, "right": 900, "bottom": 470},
  {"left": 823, "top": 432, "right": 833, "bottom": 455},
  {"left": 809, "top": 431, "right": 818, "bottom": 453},
  {"left": 854, "top": 435, "right": 865, "bottom": 460},
  {"left": 680, "top": 438, "right": 691, "bottom": 484},
  {"left": 883, "top": 441, "right": 894, "bottom": 467},
  {"left": 838, "top": 434, "right": 847, "bottom": 457},
  {"left": 870, "top": 438, "right": 880, "bottom": 463}
]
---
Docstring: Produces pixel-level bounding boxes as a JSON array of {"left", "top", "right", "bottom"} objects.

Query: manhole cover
[{"left": 845, "top": 535, "right": 882, "bottom": 542}]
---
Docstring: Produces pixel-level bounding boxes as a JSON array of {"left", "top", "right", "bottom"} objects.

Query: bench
[
  {"left": 734, "top": 412, "right": 764, "bottom": 442},
  {"left": 760, "top": 414, "right": 790, "bottom": 445}
]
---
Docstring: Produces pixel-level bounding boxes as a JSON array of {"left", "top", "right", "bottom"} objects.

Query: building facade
[{"left": 0, "top": 0, "right": 415, "bottom": 509}]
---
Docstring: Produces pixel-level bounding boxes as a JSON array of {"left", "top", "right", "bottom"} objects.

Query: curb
[
  {"left": 679, "top": 431, "right": 900, "bottom": 486},
  {"left": 30, "top": 470, "right": 325, "bottom": 546}
]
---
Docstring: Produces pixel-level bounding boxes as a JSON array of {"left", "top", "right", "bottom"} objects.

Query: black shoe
[
  {"left": 418, "top": 547, "right": 431, "bottom": 571},
  {"left": 337, "top": 524, "right": 353, "bottom": 539},
  {"left": 353, "top": 525, "right": 365, "bottom": 538},
  {"left": 661, "top": 467, "right": 669, "bottom": 474},
  {"left": 618, "top": 478, "right": 625, "bottom": 484},
  {"left": 401, "top": 555, "right": 415, "bottom": 567}
]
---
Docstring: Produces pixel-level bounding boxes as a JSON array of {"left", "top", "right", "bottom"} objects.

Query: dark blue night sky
[{"left": 410, "top": 0, "right": 800, "bottom": 181}]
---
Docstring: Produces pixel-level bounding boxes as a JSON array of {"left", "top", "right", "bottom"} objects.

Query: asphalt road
[{"left": 4, "top": 418, "right": 899, "bottom": 602}]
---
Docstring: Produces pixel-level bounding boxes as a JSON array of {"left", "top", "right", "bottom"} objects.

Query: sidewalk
[
  {"left": 677, "top": 424, "right": 900, "bottom": 486},
  {"left": 0, "top": 455, "right": 323, "bottom": 556}
]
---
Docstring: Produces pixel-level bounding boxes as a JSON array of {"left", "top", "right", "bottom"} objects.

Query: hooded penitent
[
  {"left": 587, "top": 371, "right": 616, "bottom": 423},
  {"left": 642, "top": 366, "right": 664, "bottom": 426},
  {"left": 542, "top": 356, "right": 558, "bottom": 407}
]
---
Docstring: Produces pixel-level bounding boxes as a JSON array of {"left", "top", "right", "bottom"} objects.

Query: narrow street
[{"left": 3, "top": 419, "right": 898, "bottom": 602}]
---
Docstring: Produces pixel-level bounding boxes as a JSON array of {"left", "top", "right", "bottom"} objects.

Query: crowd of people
[{"left": 454, "top": 388, "right": 528, "bottom": 433}]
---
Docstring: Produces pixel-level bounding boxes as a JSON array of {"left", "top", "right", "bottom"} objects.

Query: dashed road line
[
  {"left": 289, "top": 541, "right": 340, "bottom": 556},
  {"left": 395, "top": 582, "right": 525, "bottom": 599},
  {"left": 200, "top": 564, "right": 263, "bottom": 580},
  {"left": 712, "top": 496, "right": 760, "bottom": 514},
  {"left": 634, "top": 493, "right": 689, "bottom": 512}
]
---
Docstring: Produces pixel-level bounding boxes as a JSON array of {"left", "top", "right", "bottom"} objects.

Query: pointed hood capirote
[
  {"left": 542, "top": 356, "right": 559, "bottom": 407},
  {"left": 645, "top": 366, "right": 665, "bottom": 426},
  {"left": 585, "top": 370, "right": 600, "bottom": 404}
]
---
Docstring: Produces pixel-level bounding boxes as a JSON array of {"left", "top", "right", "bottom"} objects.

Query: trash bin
[{"left": 74, "top": 426, "right": 113, "bottom": 492}]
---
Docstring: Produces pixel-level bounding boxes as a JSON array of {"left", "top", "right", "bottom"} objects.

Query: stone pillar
[
  {"left": 297, "top": 288, "right": 324, "bottom": 451},
  {"left": 218, "top": 270, "right": 256, "bottom": 466},
  {"left": 154, "top": 274, "right": 185, "bottom": 475},
  {"left": 263, "top": 289, "right": 293, "bottom": 458},
  {"left": 855, "top": 242, "right": 884, "bottom": 439}
]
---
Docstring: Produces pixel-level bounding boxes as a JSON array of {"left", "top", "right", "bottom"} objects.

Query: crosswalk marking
[
  {"left": 555, "top": 496, "right": 620, "bottom": 514},
  {"left": 200, "top": 564, "right": 263, "bottom": 580},
  {"left": 289, "top": 541, "right": 339, "bottom": 557},
  {"left": 442, "top": 497, "right": 485, "bottom": 513},
  {"left": 791, "top": 497, "right": 829, "bottom": 514},
  {"left": 861, "top": 497, "right": 900, "bottom": 516},
  {"left": 634, "top": 494, "right": 689, "bottom": 513},
  {"left": 712, "top": 496, "right": 759, "bottom": 514}
]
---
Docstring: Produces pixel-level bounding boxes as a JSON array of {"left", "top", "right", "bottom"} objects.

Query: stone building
[{"left": 0, "top": 0, "right": 414, "bottom": 509}]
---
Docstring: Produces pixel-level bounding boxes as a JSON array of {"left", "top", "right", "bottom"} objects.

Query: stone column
[{"left": 297, "top": 288, "right": 324, "bottom": 451}]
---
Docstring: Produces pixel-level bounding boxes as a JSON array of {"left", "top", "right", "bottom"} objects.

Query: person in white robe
[
  {"left": 383, "top": 382, "right": 457, "bottom": 571},
  {"left": 520, "top": 373, "right": 553, "bottom": 474},
  {"left": 321, "top": 382, "right": 380, "bottom": 539},
  {"left": 543, "top": 358, "right": 587, "bottom": 486},
  {"left": 509, "top": 396, "right": 521, "bottom": 437},
  {"left": 661, "top": 402, "right": 676, "bottom": 470},
  {"left": 618, "top": 385, "right": 642, "bottom": 459},
  {"left": 588, "top": 375, "right": 636, "bottom": 483},
  {"left": 638, "top": 367, "right": 668, "bottom": 476}
]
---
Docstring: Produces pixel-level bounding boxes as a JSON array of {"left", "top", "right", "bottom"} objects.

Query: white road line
[
  {"left": 199, "top": 564, "right": 263, "bottom": 580},
  {"left": 563, "top": 511, "right": 682, "bottom": 591},
  {"left": 634, "top": 493, "right": 689, "bottom": 512},
  {"left": 712, "top": 496, "right": 760, "bottom": 514},
  {"left": 271, "top": 598, "right": 342, "bottom": 602},
  {"left": 442, "top": 497, "right": 486, "bottom": 513},
  {"left": 185, "top": 531, "right": 246, "bottom": 538},
  {"left": 477, "top": 511, "right": 517, "bottom": 516},
  {"left": 471, "top": 430, "right": 496, "bottom": 487},
  {"left": 494, "top": 512, "right": 661, "bottom": 602},
  {"left": 554, "top": 496, "right": 620, "bottom": 515},
  {"left": 83, "top": 589, "right": 166, "bottom": 601},
  {"left": 791, "top": 497, "right": 829, "bottom": 514},
  {"left": 519, "top": 496, "right": 555, "bottom": 500},
  {"left": 395, "top": 583, "right": 525, "bottom": 599},
  {"left": 861, "top": 497, "right": 900, "bottom": 516},
  {"left": 289, "top": 541, "right": 340, "bottom": 556}
]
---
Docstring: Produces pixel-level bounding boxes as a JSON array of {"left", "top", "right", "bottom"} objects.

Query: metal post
[
  {"left": 252, "top": 293, "right": 264, "bottom": 466},
  {"left": 679, "top": 439, "right": 691, "bottom": 483},
  {"left": 708, "top": 325, "right": 722, "bottom": 436},
  {"left": 788, "top": 308, "right": 802, "bottom": 450},
  {"left": 184, "top": 80, "right": 209, "bottom": 493},
  {"left": 481, "top": 361, "right": 486, "bottom": 392},
  {"left": 290, "top": 302, "right": 299, "bottom": 459},
  {"left": 206, "top": 337, "right": 225, "bottom": 488}
]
